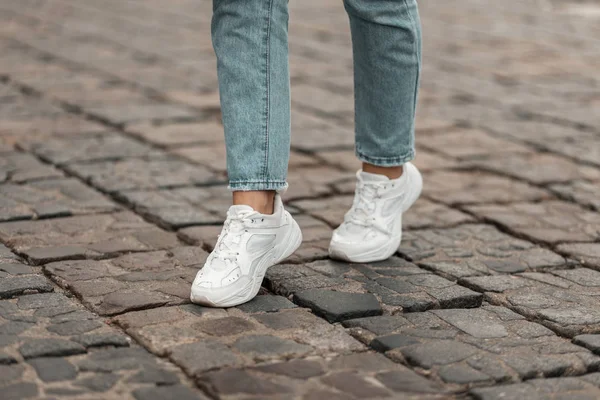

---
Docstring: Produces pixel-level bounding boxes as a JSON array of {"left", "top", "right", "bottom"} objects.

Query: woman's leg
[
  {"left": 212, "top": 0, "right": 291, "bottom": 213},
  {"left": 191, "top": 0, "right": 302, "bottom": 308},
  {"left": 345, "top": 0, "right": 421, "bottom": 169},
  {"left": 329, "top": 0, "right": 423, "bottom": 263}
]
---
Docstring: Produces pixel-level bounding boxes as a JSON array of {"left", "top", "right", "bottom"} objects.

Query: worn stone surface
[
  {"left": 467, "top": 152, "right": 600, "bottom": 185},
  {"left": 293, "top": 290, "right": 382, "bottom": 323},
  {"left": 118, "top": 186, "right": 228, "bottom": 229},
  {"left": 398, "top": 224, "right": 567, "bottom": 279},
  {"left": 557, "top": 243, "right": 600, "bottom": 269},
  {"left": 463, "top": 269, "right": 600, "bottom": 337},
  {"left": 467, "top": 201, "right": 600, "bottom": 244},
  {"left": 66, "top": 157, "right": 221, "bottom": 193},
  {"left": 550, "top": 180, "right": 600, "bottom": 211},
  {"left": 45, "top": 247, "right": 206, "bottom": 315},
  {"left": 0, "top": 152, "right": 63, "bottom": 184},
  {"left": 269, "top": 258, "right": 482, "bottom": 313},
  {"left": 198, "top": 352, "right": 446, "bottom": 399},
  {"left": 347, "top": 305, "right": 599, "bottom": 385},
  {"left": 0, "top": 211, "right": 182, "bottom": 264},
  {"left": 423, "top": 170, "right": 550, "bottom": 205},
  {"left": 471, "top": 374, "right": 600, "bottom": 400},
  {"left": 29, "top": 133, "right": 160, "bottom": 165},
  {"left": 0, "top": 275, "right": 54, "bottom": 299},
  {"left": 113, "top": 304, "right": 365, "bottom": 370},
  {"left": 0, "top": 178, "right": 119, "bottom": 222}
]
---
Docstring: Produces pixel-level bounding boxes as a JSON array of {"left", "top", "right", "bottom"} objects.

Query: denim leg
[
  {"left": 212, "top": 0, "right": 290, "bottom": 191},
  {"left": 344, "top": 0, "right": 422, "bottom": 166}
]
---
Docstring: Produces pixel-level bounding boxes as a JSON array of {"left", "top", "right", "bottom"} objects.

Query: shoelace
[
  {"left": 345, "top": 181, "right": 391, "bottom": 235},
  {"left": 212, "top": 210, "right": 257, "bottom": 266}
]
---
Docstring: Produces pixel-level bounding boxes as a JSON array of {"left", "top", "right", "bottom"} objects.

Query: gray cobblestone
[
  {"left": 399, "top": 224, "right": 566, "bottom": 279},
  {"left": 0, "top": 178, "right": 118, "bottom": 222},
  {"left": 346, "top": 305, "right": 599, "bottom": 385},
  {"left": 467, "top": 201, "right": 600, "bottom": 245},
  {"left": 0, "top": 212, "right": 181, "bottom": 264},
  {"left": 463, "top": 269, "right": 600, "bottom": 337},
  {"left": 66, "top": 156, "right": 220, "bottom": 194}
]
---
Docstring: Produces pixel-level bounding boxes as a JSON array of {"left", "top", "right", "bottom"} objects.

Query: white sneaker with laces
[
  {"left": 190, "top": 194, "right": 302, "bottom": 307},
  {"left": 329, "top": 162, "right": 422, "bottom": 263}
]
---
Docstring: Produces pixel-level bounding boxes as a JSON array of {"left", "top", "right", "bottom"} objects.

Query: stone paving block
[
  {"left": 0, "top": 275, "right": 54, "bottom": 299},
  {"left": 0, "top": 152, "right": 63, "bottom": 184},
  {"left": 466, "top": 152, "right": 600, "bottom": 185},
  {"left": 470, "top": 374, "right": 600, "bottom": 400},
  {"left": 467, "top": 201, "right": 600, "bottom": 244},
  {"left": 557, "top": 243, "right": 600, "bottom": 269},
  {"left": 346, "top": 305, "right": 599, "bottom": 385},
  {"left": 117, "top": 187, "right": 226, "bottom": 229},
  {"left": 0, "top": 291, "right": 172, "bottom": 399},
  {"left": 294, "top": 290, "right": 382, "bottom": 323},
  {"left": 113, "top": 303, "right": 365, "bottom": 375},
  {"left": 463, "top": 268, "right": 600, "bottom": 337},
  {"left": 0, "top": 178, "right": 119, "bottom": 222},
  {"left": 423, "top": 170, "right": 550, "bottom": 205},
  {"left": 128, "top": 121, "right": 224, "bottom": 147},
  {"left": 28, "top": 133, "right": 160, "bottom": 165},
  {"left": 398, "top": 224, "right": 566, "bottom": 279},
  {"left": 198, "top": 352, "right": 447, "bottom": 399},
  {"left": 269, "top": 258, "right": 482, "bottom": 313},
  {"left": 0, "top": 211, "right": 182, "bottom": 264},
  {"left": 551, "top": 180, "right": 600, "bottom": 211},
  {"left": 292, "top": 195, "right": 474, "bottom": 230},
  {"left": 66, "top": 156, "right": 221, "bottom": 193},
  {"left": 85, "top": 102, "right": 199, "bottom": 125},
  {"left": 420, "top": 128, "right": 532, "bottom": 159},
  {"left": 45, "top": 247, "right": 207, "bottom": 315}
]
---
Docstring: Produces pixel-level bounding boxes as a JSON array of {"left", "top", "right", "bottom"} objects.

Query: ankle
[
  {"left": 232, "top": 191, "right": 276, "bottom": 214},
  {"left": 362, "top": 163, "right": 403, "bottom": 180}
]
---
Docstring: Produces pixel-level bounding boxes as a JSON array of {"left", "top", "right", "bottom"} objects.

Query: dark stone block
[
  {"left": 29, "top": 357, "right": 77, "bottom": 382},
  {"left": 19, "top": 338, "right": 86, "bottom": 359},
  {"left": 199, "top": 369, "right": 292, "bottom": 396},
  {"left": 72, "top": 333, "right": 130, "bottom": 349},
  {"left": 370, "top": 334, "right": 422, "bottom": 352},
  {"left": 293, "top": 289, "right": 382, "bottom": 323},
  {"left": 47, "top": 320, "right": 104, "bottom": 336},
  {"left": 0, "top": 275, "right": 54, "bottom": 298}
]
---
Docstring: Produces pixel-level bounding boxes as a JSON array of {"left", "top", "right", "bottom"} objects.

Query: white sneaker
[
  {"left": 329, "top": 162, "right": 422, "bottom": 263},
  {"left": 190, "top": 194, "right": 302, "bottom": 307}
]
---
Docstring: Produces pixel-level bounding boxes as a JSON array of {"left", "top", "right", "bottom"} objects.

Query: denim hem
[
  {"left": 228, "top": 180, "right": 288, "bottom": 192},
  {"left": 356, "top": 149, "right": 415, "bottom": 167}
]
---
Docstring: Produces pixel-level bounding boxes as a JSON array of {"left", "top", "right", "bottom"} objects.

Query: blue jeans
[{"left": 213, "top": 0, "right": 422, "bottom": 191}]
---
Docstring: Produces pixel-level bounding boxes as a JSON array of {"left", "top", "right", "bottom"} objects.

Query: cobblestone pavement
[{"left": 0, "top": 0, "right": 599, "bottom": 399}]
